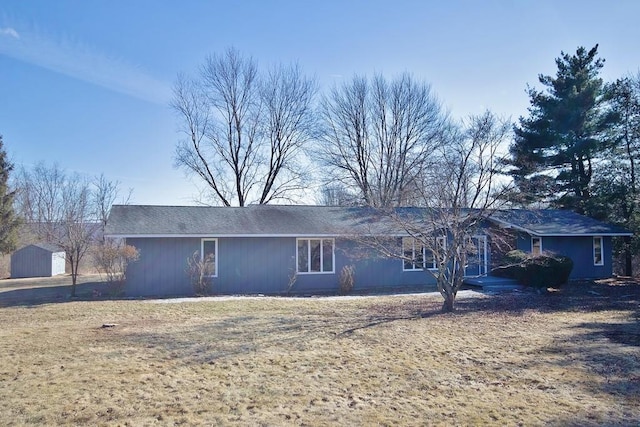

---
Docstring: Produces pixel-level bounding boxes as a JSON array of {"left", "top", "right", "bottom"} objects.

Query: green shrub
[{"left": 492, "top": 250, "right": 573, "bottom": 288}]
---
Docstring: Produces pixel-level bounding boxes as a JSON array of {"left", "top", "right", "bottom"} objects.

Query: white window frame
[
  {"left": 403, "top": 237, "right": 424, "bottom": 271},
  {"left": 200, "top": 238, "right": 218, "bottom": 277},
  {"left": 403, "top": 236, "right": 446, "bottom": 271},
  {"left": 465, "top": 235, "right": 488, "bottom": 277},
  {"left": 296, "top": 238, "right": 335, "bottom": 275},
  {"left": 593, "top": 236, "right": 604, "bottom": 266},
  {"left": 531, "top": 236, "right": 542, "bottom": 255}
]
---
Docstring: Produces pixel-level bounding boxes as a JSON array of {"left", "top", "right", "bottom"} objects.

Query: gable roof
[
  {"left": 489, "top": 209, "right": 632, "bottom": 236},
  {"left": 104, "top": 205, "right": 632, "bottom": 238},
  {"left": 15, "top": 243, "right": 64, "bottom": 254},
  {"left": 105, "top": 205, "right": 392, "bottom": 237}
]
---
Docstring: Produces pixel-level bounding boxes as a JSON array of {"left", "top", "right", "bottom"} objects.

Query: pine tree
[
  {"left": 506, "top": 45, "right": 616, "bottom": 214},
  {"left": 0, "top": 135, "right": 20, "bottom": 254}
]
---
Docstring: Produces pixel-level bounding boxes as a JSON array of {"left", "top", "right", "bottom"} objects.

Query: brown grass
[{"left": 0, "top": 279, "right": 638, "bottom": 425}]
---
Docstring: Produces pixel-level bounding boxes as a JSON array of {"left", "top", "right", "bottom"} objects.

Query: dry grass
[{"left": 0, "top": 280, "right": 638, "bottom": 426}]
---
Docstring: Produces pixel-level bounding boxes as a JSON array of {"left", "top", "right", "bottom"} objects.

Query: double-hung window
[
  {"left": 403, "top": 237, "right": 425, "bottom": 270},
  {"left": 593, "top": 236, "right": 604, "bottom": 266},
  {"left": 403, "top": 236, "right": 446, "bottom": 271},
  {"left": 201, "top": 238, "right": 217, "bottom": 277},
  {"left": 297, "top": 238, "right": 334, "bottom": 274}
]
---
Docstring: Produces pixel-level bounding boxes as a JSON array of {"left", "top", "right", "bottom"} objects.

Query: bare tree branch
[
  {"left": 172, "top": 48, "right": 317, "bottom": 206},
  {"left": 356, "top": 111, "right": 512, "bottom": 312},
  {"left": 315, "top": 73, "right": 449, "bottom": 207}
]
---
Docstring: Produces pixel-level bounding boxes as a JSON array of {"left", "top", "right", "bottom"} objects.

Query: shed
[{"left": 10, "top": 244, "right": 66, "bottom": 278}]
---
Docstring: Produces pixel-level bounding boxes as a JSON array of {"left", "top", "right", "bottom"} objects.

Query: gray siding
[
  {"left": 125, "top": 237, "right": 198, "bottom": 296},
  {"left": 516, "top": 233, "right": 613, "bottom": 279},
  {"left": 125, "top": 236, "right": 437, "bottom": 297},
  {"left": 11, "top": 245, "right": 65, "bottom": 278}
]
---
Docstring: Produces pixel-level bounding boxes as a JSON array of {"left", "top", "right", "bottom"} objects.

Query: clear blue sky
[{"left": 1, "top": 0, "right": 639, "bottom": 205}]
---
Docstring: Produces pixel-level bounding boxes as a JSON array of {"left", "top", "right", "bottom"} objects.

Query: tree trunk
[
  {"left": 624, "top": 235, "right": 633, "bottom": 277},
  {"left": 442, "top": 292, "right": 456, "bottom": 313},
  {"left": 70, "top": 258, "right": 77, "bottom": 298}
]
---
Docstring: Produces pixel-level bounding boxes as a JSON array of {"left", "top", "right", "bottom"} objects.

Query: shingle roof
[
  {"left": 17, "top": 243, "right": 64, "bottom": 253},
  {"left": 105, "top": 205, "right": 395, "bottom": 237},
  {"left": 104, "top": 205, "right": 632, "bottom": 237},
  {"left": 489, "top": 209, "right": 632, "bottom": 236}
]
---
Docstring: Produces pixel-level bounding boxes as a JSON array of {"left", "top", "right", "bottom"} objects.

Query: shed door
[{"left": 465, "top": 235, "right": 487, "bottom": 277}]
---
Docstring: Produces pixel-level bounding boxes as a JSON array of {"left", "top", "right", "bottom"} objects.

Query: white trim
[
  {"left": 106, "top": 230, "right": 633, "bottom": 239},
  {"left": 106, "top": 233, "right": 342, "bottom": 239},
  {"left": 464, "top": 235, "right": 487, "bottom": 277},
  {"left": 200, "top": 238, "right": 218, "bottom": 278},
  {"left": 527, "top": 232, "right": 631, "bottom": 237},
  {"left": 593, "top": 236, "right": 604, "bottom": 266},
  {"left": 296, "top": 238, "right": 335, "bottom": 275},
  {"left": 531, "top": 236, "right": 542, "bottom": 255},
  {"left": 402, "top": 237, "right": 424, "bottom": 271},
  {"left": 402, "top": 236, "right": 446, "bottom": 272}
]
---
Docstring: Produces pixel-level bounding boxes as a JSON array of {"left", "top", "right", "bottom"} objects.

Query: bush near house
[
  {"left": 339, "top": 265, "right": 355, "bottom": 295},
  {"left": 493, "top": 250, "right": 573, "bottom": 288}
]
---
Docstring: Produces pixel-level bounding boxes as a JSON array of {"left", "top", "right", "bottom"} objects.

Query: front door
[{"left": 465, "top": 235, "right": 487, "bottom": 277}]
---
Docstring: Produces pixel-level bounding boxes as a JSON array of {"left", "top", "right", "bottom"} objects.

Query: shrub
[
  {"left": 187, "top": 251, "right": 214, "bottom": 296},
  {"left": 339, "top": 265, "right": 355, "bottom": 295},
  {"left": 492, "top": 250, "right": 573, "bottom": 288},
  {"left": 95, "top": 241, "right": 140, "bottom": 296}
]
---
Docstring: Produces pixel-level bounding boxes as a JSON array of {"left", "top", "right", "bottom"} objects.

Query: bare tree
[
  {"left": 173, "top": 48, "right": 317, "bottom": 206},
  {"left": 316, "top": 73, "right": 450, "bottom": 207},
  {"left": 15, "top": 164, "right": 129, "bottom": 297},
  {"left": 92, "top": 173, "right": 136, "bottom": 291},
  {"left": 315, "top": 183, "right": 357, "bottom": 206},
  {"left": 16, "top": 164, "right": 95, "bottom": 295},
  {"left": 93, "top": 173, "right": 132, "bottom": 239},
  {"left": 360, "top": 111, "right": 512, "bottom": 312}
]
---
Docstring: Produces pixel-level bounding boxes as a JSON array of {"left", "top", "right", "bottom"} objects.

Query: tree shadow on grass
[
  {"left": 339, "top": 279, "right": 640, "bottom": 343},
  {"left": 534, "top": 320, "right": 640, "bottom": 424},
  {"left": 457, "top": 280, "right": 640, "bottom": 316},
  {"left": 112, "top": 313, "right": 371, "bottom": 366},
  {"left": 0, "top": 280, "right": 114, "bottom": 307}
]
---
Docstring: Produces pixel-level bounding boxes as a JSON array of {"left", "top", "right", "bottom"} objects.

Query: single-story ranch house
[{"left": 104, "top": 205, "right": 631, "bottom": 297}]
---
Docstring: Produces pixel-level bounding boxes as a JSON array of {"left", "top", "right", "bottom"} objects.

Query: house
[
  {"left": 104, "top": 205, "right": 631, "bottom": 297},
  {"left": 490, "top": 209, "right": 631, "bottom": 279},
  {"left": 10, "top": 243, "right": 66, "bottom": 278}
]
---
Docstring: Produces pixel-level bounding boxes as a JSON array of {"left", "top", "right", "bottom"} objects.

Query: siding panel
[
  {"left": 515, "top": 233, "right": 613, "bottom": 279},
  {"left": 125, "top": 236, "right": 438, "bottom": 296}
]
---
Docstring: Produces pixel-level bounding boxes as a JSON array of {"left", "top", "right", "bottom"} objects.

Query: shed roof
[
  {"left": 105, "top": 205, "right": 631, "bottom": 238},
  {"left": 15, "top": 243, "right": 64, "bottom": 253}
]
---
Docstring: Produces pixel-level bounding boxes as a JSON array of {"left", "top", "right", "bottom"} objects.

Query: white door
[{"left": 464, "top": 235, "right": 487, "bottom": 277}]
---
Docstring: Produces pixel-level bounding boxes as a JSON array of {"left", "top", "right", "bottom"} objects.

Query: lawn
[{"left": 0, "top": 279, "right": 638, "bottom": 426}]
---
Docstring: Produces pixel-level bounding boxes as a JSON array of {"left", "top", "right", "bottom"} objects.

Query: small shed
[{"left": 10, "top": 243, "right": 66, "bottom": 278}]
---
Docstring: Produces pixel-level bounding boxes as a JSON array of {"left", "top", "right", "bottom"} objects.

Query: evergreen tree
[
  {"left": 591, "top": 75, "right": 640, "bottom": 274},
  {"left": 0, "top": 135, "right": 20, "bottom": 254},
  {"left": 506, "top": 45, "right": 616, "bottom": 214}
]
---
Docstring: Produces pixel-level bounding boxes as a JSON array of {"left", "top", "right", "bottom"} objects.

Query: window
[
  {"left": 297, "top": 238, "right": 334, "bottom": 274},
  {"left": 531, "top": 237, "right": 542, "bottom": 255},
  {"left": 403, "top": 236, "right": 446, "bottom": 271},
  {"left": 593, "top": 236, "right": 604, "bottom": 266},
  {"left": 201, "top": 238, "right": 217, "bottom": 277},
  {"left": 403, "top": 237, "right": 424, "bottom": 270}
]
